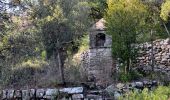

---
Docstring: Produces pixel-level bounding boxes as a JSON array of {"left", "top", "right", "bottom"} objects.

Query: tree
[
  {"left": 31, "top": 0, "right": 91, "bottom": 84},
  {"left": 160, "top": 0, "right": 170, "bottom": 36},
  {"left": 0, "top": 0, "right": 92, "bottom": 86},
  {"left": 105, "top": 0, "right": 148, "bottom": 73},
  {"left": 89, "top": 0, "right": 107, "bottom": 20}
]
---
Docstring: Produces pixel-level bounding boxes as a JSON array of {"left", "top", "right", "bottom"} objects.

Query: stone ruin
[
  {"left": 81, "top": 18, "right": 170, "bottom": 87},
  {"left": 82, "top": 19, "right": 114, "bottom": 86},
  {"left": 2, "top": 18, "right": 170, "bottom": 99},
  {"left": 81, "top": 18, "right": 116, "bottom": 87}
]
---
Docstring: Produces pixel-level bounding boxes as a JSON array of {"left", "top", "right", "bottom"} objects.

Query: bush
[
  {"left": 118, "top": 70, "right": 143, "bottom": 82},
  {"left": 119, "top": 73, "right": 131, "bottom": 83},
  {"left": 119, "top": 86, "right": 170, "bottom": 100}
]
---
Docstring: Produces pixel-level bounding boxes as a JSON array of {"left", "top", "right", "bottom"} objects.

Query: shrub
[
  {"left": 118, "top": 70, "right": 143, "bottom": 82},
  {"left": 119, "top": 86, "right": 170, "bottom": 100}
]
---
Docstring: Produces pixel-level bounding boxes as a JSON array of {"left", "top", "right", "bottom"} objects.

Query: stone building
[
  {"left": 81, "top": 18, "right": 170, "bottom": 86},
  {"left": 81, "top": 19, "right": 115, "bottom": 87}
]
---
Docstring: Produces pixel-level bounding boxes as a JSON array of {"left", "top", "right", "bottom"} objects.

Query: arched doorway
[{"left": 95, "top": 33, "right": 106, "bottom": 47}]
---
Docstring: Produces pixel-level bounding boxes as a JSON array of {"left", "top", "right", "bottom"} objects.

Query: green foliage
[
  {"left": 0, "top": 0, "right": 93, "bottom": 87},
  {"left": 119, "top": 70, "right": 143, "bottom": 82},
  {"left": 41, "top": 50, "right": 47, "bottom": 60},
  {"left": 119, "top": 73, "right": 131, "bottom": 83},
  {"left": 77, "top": 34, "right": 89, "bottom": 53},
  {"left": 89, "top": 0, "right": 107, "bottom": 19},
  {"left": 119, "top": 86, "right": 170, "bottom": 100},
  {"left": 32, "top": 0, "right": 91, "bottom": 59},
  {"left": 160, "top": 0, "right": 170, "bottom": 22},
  {"left": 105, "top": 0, "right": 168, "bottom": 74},
  {"left": 105, "top": 0, "right": 148, "bottom": 73}
]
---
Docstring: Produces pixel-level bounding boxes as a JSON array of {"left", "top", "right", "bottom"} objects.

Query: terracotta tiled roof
[{"left": 91, "top": 18, "right": 106, "bottom": 31}]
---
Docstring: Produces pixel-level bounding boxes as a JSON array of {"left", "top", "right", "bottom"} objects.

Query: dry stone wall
[
  {"left": 81, "top": 48, "right": 115, "bottom": 87},
  {"left": 1, "top": 87, "right": 84, "bottom": 100},
  {"left": 1, "top": 87, "right": 112, "bottom": 100},
  {"left": 136, "top": 38, "right": 170, "bottom": 81},
  {"left": 137, "top": 38, "right": 170, "bottom": 67},
  {"left": 88, "top": 48, "right": 113, "bottom": 85}
]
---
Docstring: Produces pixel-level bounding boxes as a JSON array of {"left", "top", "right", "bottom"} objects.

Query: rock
[
  {"left": 161, "top": 58, "right": 167, "bottom": 63},
  {"left": 129, "top": 82, "right": 136, "bottom": 88},
  {"left": 155, "top": 57, "right": 161, "bottom": 61},
  {"left": 152, "top": 80, "right": 158, "bottom": 87},
  {"left": 30, "top": 89, "right": 36, "bottom": 98},
  {"left": 44, "top": 89, "right": 59, "bottom": 99},
  {"left": 36, "top": 89, "right": 45, "bottom": 98},
  {"left": 143, "top": 80, "right": 148, "bottom": 87},
  {"left": 59, "top": 87, "right": 84, "bottom": 94},
  {"left": 116, "top": 83, "right": 124, "bottom": 89},
  {"left": 114, "top": 91, "right": 121, "bottom": 99},
  {"left": 6, "top": 89, "right": 14, "bottom": 99},
  {"left": 135, "top": 82, "right": 144, "bottom": 90},
  {"left": 14, "top": 90, "right": 22, "bottom": 98},
  {"left": 164, "top": 38, "right": 170, "bottom": 44},
  {"left": 2, "top": 90, "right": 7, "bottom": 99},
  {"left": 72, "top": 94, "right": 84, "bottom": 99},
  {"left": 122, "top": 87, "right": 129, "bottom": 93},
  {"left": 105, "top": 84, "right": 118, "bottom": 95},
  {"left": 86, "top": 94, "right": 103, "bottom": 100},
  {"left": 22, "top": 90, "right": 30, "bottom": 100}
]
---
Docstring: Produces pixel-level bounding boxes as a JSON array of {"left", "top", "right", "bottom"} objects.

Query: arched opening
[{"left": 95, "top": 33, "right": 106, "bottom": 47}]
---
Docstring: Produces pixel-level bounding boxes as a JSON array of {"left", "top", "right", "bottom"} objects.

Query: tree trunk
[
  {"left": 57, "top": 51, "right": 65, "bottom": 85},
  {"left": 126, "top": 44, "right": 131, "bottom": 74},
  {"left": 163, "top": 22, "right": 170, "bottom": 37},
  {"left": 151, "top": 30, "right": 154, "bottom": 72}
]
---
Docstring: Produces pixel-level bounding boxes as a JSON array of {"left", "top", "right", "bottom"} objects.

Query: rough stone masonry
[
  {"left": 81, "top": 18, "right": 170, "bottom": 87},
  {"left": 81, "top": 19, "right": 115, "bottom": 87},
  {"left": 136, "top": 38, "right": 170, "bottom": 82},
  {"left": 137, "top": 38, "right": 170, "bottom": 68}
]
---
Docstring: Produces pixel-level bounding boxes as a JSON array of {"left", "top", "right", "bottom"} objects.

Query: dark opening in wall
[{"left": 96, "top": 33, "right": 105, "bottom": 47}]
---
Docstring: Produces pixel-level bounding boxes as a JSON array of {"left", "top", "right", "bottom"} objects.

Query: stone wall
[
  {"left": 89, "top": 30, "right": 112, "bottom": 49},
  {"left": 1, "top": 87, "right": 84, "bottom": 100},
  {"left": 137, "top": 38, "right": 170, "bottom": 67},
  {"left": 89, "top": 48, "right": 114, "bottom": 85},
  {"left": 1, "top": 87, "right": 112, "bottom": 100},
  {"left": 81, "top": 48, "right": 115, "bottom": 87},
  {"left": 136, "top": 38, "right": 170, "bottom": 81}
]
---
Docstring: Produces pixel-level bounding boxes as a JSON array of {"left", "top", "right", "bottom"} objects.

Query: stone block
[
  {"left": 59, "top": 87, "right": 84, "bottom": 94},
  {"left": 161, "top": 58, "right": 167, "bottom": 62},
  {"left": 30, "top": 89, "right": 36, "bottom": 98},
  {"left": 22, "top": 90, "right": 30, "bottom": 100},
  {"left": 36, "top": 89, "right": 45, "bottom": 98},
  {"left": 2, "top": 90, "right": 7, "bottom": 99},
  {"left": 6, "top": 89, "right": 14, "bottom": 99},
  {"left": 72, "top": 94, "right": 84, "bottom": 99},
  {"left": 14, "top": 90, "right": 22, "bottom": 98},
  {"left": 44, "top": 89, "right": 59, "bottom": 99}
]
